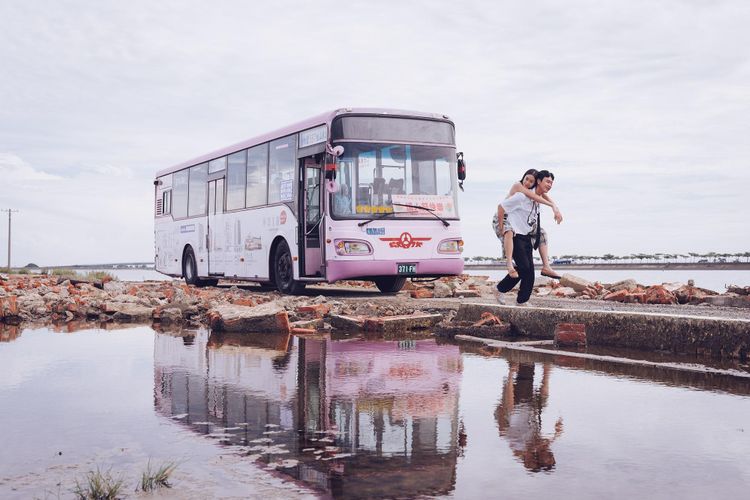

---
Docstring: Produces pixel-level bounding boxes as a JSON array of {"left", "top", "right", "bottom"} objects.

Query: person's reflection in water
[{"left": 494, "top": 362, "right": 563, "bottom": 472}]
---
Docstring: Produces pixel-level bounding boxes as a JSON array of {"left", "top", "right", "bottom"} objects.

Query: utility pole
[{"left": 2, "top": 209, "right": 19, "bottom": 272}]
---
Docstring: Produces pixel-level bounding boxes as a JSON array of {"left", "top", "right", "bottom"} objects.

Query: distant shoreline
[
  {"left": 15, "top": 262, "right": 750, "bottom": 272},
  {"left": 464, "top": 263, "right": 750, "bottom": 271}
]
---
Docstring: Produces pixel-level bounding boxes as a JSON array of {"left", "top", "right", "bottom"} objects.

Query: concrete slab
[
  {"left": 363, "top": 313, "right": 443, "bottom": 333},
  {"left": 452, "top": 302, "right": 750, "bottom": 359},
  {"left": 208, "top": 302, "right": 288, "bottom": 333},
  {"left": 329, "top": 314, "right": 365, "bottom": 331}
]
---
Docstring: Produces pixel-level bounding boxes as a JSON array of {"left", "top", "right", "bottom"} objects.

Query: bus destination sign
[{"left": 299, "top": 125, "right": 327, "bottom": 148}]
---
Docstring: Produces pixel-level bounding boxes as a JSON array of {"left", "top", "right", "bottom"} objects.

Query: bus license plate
[{"left": 397, "top": 263, "right": 416, "bottom": 275}]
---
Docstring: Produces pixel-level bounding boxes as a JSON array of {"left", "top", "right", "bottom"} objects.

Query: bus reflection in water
[{"left": 153, "top": 330, "right": 462, "bottom": 498}]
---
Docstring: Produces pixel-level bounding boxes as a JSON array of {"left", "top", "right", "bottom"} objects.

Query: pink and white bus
[{"left": 154, "top": 108, "right": 465, "bottom": 293}]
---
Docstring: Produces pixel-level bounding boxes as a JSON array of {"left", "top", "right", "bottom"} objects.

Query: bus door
[
  {"left": 207, "top": 178, "right": 225, "bottom": 276},
  {"left": 299, "top": 156, "right": 324, "bottom": 277}
]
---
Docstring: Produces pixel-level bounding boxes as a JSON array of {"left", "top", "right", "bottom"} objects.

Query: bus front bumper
[{"left": 326, "top": 258, "right": 464, "bottom": 283}]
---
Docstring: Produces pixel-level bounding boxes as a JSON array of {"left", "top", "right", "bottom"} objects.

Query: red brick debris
[
  {"left": 0, "top": 272, "right": 746, "bottom": 332},
  {"left": 472, "top": 312, "right": 503, "bottom": 327},
  {"left": 554, "top": 322, "right": 587, "bottom": 347}
]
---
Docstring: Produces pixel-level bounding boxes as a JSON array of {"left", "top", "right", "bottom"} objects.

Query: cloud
[
  {"left": 0, "top": 153, "right": 153, "bottom": 266},
  {"left": 0, "top": 153, "right": 61, "bottom": 183},
  {"left": 0, "top": 0, "right": 748, "bottom": 266}
]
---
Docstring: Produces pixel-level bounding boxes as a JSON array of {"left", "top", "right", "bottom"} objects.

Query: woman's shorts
[
  {"left": 492, "top": 213, "right": 515, "bottom": 237},
  {"left": 493, "top": 212, "right": 547, "bottom": 255}
]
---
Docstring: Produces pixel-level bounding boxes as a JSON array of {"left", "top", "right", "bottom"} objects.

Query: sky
[{"left": 1, "top": 0, "right": 748, "bottom": 267}]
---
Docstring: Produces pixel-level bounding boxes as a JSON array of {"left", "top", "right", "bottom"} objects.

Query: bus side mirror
[
  {"left": 325, "top": 144, "right": 344, "bottom": 180},
  {"left": 457, "top": 152, "right": 466, "bottom": 191}
]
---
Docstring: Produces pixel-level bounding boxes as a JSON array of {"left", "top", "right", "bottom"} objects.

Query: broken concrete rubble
[
  {"left": 433, "top": 281, "right": 453, "bottom": 298},
  {"left": 1, "top": 273, "right": 749, "bottom": 363},
  {"left": 560, "top": 274, "right": 595, "bottom": 293},
  {"left": 329, "top": 314, "right": 365, "bottom": 331},
  {"left": 208, "top": 302, "right": 289, "bottom": 333},
  {"left": 608, "top": 279, "right": 639, "bottom": 293},
  {"left": 362, "top": 313, "right": 442, "bottom": 333},
  {"left": 434, "top": 310, "right": 511, "bottom": 339}
]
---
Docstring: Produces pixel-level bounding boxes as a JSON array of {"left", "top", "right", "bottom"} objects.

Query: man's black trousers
[{"left": 496, "top": 233, "right": 535, "bottom": 303}]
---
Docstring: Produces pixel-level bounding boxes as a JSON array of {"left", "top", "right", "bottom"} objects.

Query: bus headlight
[
  {"left": 438, "top": 239, "right": 464, "bottom": 254},
  {"left": 334, "top": 239, "right": 373, "bottom": 256}
]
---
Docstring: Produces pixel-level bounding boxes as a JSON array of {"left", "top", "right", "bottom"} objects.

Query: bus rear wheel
[
  {"left": 183, "top": 247, "right": 200, "bottom": 286},
  {"left": 183, "top": 247, "right": 217, "bottom": 287},
  {"left": 374, "top": 277, "right": 406, "bottom": 293},
  {"left": 274, "top": 241, "right": 306, "bottom": 295}
]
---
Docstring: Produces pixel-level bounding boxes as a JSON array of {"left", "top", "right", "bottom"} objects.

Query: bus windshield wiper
[
  {"left": 358, "top": 211, "right": 397, "bottom": 227},
  {"left": 392, "top": 203, "right": 450, "bottom": 227}
]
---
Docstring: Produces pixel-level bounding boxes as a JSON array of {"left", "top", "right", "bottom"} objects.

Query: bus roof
[{"left": 155, "top": 107, "right": 452, "bottom": 178}]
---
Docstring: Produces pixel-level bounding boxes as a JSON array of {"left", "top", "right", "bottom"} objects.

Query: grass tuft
[
  {"left": 51, "top": 268, "right": 78, "bottom": 278},
  {"left": 139, "top": 460, "right": 178, "bottom": 492},
  {"left": 82, "top": 271, "right": 116, "bottom": 283},
  {"left": 72, "top": 467, "right": 124, "bottom": 500},
  {"left": 48, "top": 269, "right": 117, "bottom": 282}
]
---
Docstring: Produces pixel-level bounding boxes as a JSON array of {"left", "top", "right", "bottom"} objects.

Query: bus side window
[
  {"left": 173, "top": 170, "right": 189, "bottom": 219},
  {"left": 162, "top": 190, "right": 172, "bottom": 215}
]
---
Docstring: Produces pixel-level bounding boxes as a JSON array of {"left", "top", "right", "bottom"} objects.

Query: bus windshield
[{"left": 330, "top": 143, "right": 458, "bottom": 219}]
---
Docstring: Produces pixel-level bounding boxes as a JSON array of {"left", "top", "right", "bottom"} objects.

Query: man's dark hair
[{"left": 536, "top": 170, "right": 555, "bottom": 181}]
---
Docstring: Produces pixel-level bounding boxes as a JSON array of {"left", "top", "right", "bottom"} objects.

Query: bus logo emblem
[
  {"left": 280, "top": 210, "right": 287, "bottom": 225},
  {"left": 380, "top": 232, "right": 431, "bottom": 249}
]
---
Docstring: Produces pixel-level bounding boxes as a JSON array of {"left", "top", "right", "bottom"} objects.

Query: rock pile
[
  {"left": 406, "top": 275, "right": 490, "bottom": 299},
  {"left": 532, "top": 274, "right": 731, "bottom": 306},
  {"left": 1, "top": 271, "right": 748, "bottom": 333},
  {"left": 0, "top": 274, "right": 444, "bottom": 333}
]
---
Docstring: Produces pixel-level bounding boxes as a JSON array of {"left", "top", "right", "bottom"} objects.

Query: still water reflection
[
  {"left": 155, "top": 330, "right": 461, "bottom": 498},
  {"left": 1, "top": 324, "right": 750, "bottom": 499}
]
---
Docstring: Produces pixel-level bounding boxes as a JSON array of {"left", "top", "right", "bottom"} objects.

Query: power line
[{"left": 2, "top": 209, "right": 19, "bottom": 272}]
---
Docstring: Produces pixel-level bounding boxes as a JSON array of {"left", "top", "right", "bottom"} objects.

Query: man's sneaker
[
  {"left": 495, "top": 292, "right": 506, "bottom": 305},
  {"left": 515, "top": 301, "right": 532, "bottom": 307}
]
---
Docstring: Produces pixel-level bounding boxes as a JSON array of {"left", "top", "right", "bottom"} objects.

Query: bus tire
[
  {"left": 183, "top": 247, "right": 200, "bottom": 286},
  {"left": 274, "top": 240, "right": 306, "bottom": 294},
  {"left": 374, "top": 277, "right": 406, "bottom": 293}
]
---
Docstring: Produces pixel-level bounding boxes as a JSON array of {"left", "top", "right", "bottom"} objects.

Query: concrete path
[{"left": 452, "top": 302, "right": 750, "bottom": 360}]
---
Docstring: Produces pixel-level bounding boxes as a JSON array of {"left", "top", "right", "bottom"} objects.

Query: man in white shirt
[{"left": 495, "top": 170, "right": 556, "bottom": 304}]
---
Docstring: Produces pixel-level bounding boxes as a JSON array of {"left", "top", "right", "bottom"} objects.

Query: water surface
[{"left": 1, "top": 325, "right": 749, "bottom": 499}]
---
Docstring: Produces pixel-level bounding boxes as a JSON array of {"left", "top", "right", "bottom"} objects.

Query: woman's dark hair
[{"left": 520, "top": 169, "right": 539, "bottom": 186}]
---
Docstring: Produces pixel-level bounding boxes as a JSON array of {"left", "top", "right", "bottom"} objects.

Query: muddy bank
[
  {"left": 1, "top": 273, "right": 748, "bottom": 326},
  {"left": 2, "top": 273, "right": 749, "bottom": 359},
  {"left": 0, "top": 274, "right": 458, "bottom": 331}
]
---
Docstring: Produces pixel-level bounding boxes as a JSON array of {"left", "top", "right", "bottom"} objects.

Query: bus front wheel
[
  {"left": 274, "top": 241, "right": 306, "bottom": 295},
  {"left": 374, "top": 277, "right": 406, "bottom": 293}
]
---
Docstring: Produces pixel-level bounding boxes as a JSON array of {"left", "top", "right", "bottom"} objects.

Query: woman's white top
[{"left": 500, "top": 192, "right": 537, "bottom": 236}]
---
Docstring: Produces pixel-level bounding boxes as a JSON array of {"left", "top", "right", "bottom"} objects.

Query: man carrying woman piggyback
[{"left": 493, "top": 169, "right": 563, "bottom": 305}]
